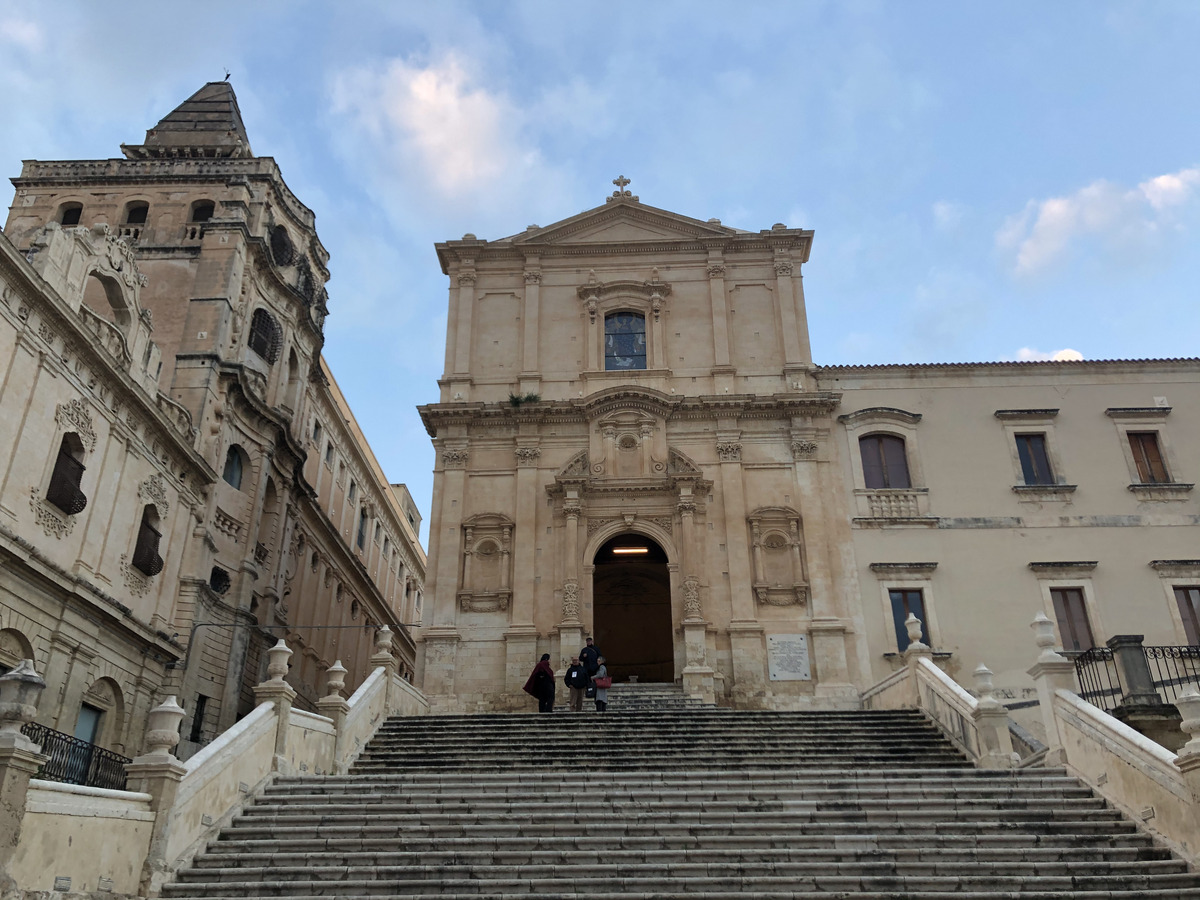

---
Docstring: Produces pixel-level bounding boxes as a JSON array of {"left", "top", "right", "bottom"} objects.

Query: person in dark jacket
[
  {"left": 564, "top": 656, "right": 589, "bottom": 711},
  {"left": 579, "top": 637, "right": 601, "bottom": 676},
  {"left": 523, "top": 653, "right": 556, "bottom": 712}
]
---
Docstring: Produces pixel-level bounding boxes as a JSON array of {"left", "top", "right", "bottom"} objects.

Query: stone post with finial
[
  {"left": 1027, "top": 611, "right": 1077, "bottom": 766},
  {"left": 316, "top": 660, "right": 350, "bottom": 774},
  {"left": 125, "top": 694, "right": 187, "bottom": 897},
  {"left": 901, "top": 612, "right": 933, "bottom": 707},
  {"left": 0, "top": 660, "right": 48, "bottom": 893},
  {"left": 252, "top": 638, "right": 297, "bottom": 773},
  {"left": 1175, "top": 686, "right": 1200, "bottom": 803},
  {"left": 369, "top": 626, "right": 398, "bottom": 714},
  {"left": 971, "top": 663, "right": 1016, "bottom": 769}
]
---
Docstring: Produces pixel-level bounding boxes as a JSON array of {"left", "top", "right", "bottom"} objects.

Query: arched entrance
[{"left": 592, "top": 534, "right": 673, "bottom": 683}]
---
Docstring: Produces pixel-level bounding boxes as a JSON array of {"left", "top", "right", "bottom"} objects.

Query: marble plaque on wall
[{"left": 767, "top": 633, "right": 811, "bottom": 681}]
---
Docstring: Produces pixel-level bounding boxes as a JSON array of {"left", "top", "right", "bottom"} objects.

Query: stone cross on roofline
[{"left": 607, "top": 174, "right": 639, "bottom": 203}]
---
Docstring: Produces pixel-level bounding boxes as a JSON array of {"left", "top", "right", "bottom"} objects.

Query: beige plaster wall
[{"left": 10, "top": 781, "right": 154, "bottom": 894}]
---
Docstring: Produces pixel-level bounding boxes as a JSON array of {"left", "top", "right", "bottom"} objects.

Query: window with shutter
[
  {"left": 46, "top": 435, "right": 88, "bottom": 515},
  {"left": 1128, "top": 432, "right": 1170, "bottom": 484},
  {"left": 1050, "top": 587, "right": 1095, "bottom": 652},
  {"left": 860, "top": 434, "right": 911, "bottom": 489},
  {"left": 132, "top": 507, "right": 164, "bottom": 576},
  {"left": 247, "top": 308, "right": 282, "bottom": 363}
]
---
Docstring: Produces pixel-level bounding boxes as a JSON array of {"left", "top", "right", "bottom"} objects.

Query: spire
[{"left": 122, "top": 81, "right": 253, "bottom": 160}]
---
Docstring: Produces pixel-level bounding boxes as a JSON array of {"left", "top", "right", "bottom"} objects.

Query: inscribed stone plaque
[{"left": 767, "top": 633, "right": 811, "bottom": 681}]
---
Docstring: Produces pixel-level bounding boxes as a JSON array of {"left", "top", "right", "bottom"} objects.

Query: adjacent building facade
[
  {"left": 417, "top": 181, "right": 1200, "bottom": 713},
  {"left": 0, "top": 83, "right": 425, "bottom": 759}
]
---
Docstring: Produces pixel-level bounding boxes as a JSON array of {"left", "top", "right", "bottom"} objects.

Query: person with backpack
[{"left": 564, "top": 655, "right": 589, "bottom": 711}]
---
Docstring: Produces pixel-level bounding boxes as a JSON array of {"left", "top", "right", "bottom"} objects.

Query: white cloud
[
  {"left": 0, "top": 17, "right": 43, "bottom": 52},
  {"left": 1015, "top": 347, "right": 1084, "bottom": 362},
  {"left": 932, "top": 200, "right": 963, "bottom": 231},
  {"left": 331, "top": 54, "right": 527, "bottom": 197},
  {"left": 997, "top": 165, "right": 1200, "bottom": 275}
]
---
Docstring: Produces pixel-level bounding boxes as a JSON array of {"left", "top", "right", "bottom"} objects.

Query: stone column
[
  {"left": 971, "top": 664, "right": 1015, "bottom": 769},
  {"left": 719, "top": 435, "right": 765, "bottom": 704},
  {"left": 0, "top": 661, "right": 48, "bottom": 893},
  {"left": 1027, "top": 612, "right": 1077, "bottom": 767},
  {"left": 315, "top": 661, "right": 350, "bottom": 774},
  {"left": 125, "top": 695, "right": 188, "bottom": 897},
  {"left": 519, "top": 265, "right": 541, "bottom": 393},
  {"left": 424, "top": 445, "right": 468, "bottom": 704},
  {"left": 506, "top": 447, "right": 541, "bottom": 706},
  {"left": 452, "top": 267, "right": 477, "bottom": 377},
  {"left": 706, "top": 256, "right": 732, "bottom": 376},
  {"left": 557, "top": 499, "right": 584, "bottom": 679},
  {"left": 680, "top": 575, "right": 715, "bottom": 704},
  {"left": 251, "top": 639, "right": 296, "bottom": 773}
]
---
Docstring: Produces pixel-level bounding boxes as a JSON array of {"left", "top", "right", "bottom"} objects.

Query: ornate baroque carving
[
  {"left": 706, "top": 263, "right": 726, "bottom": 279},
  {"left": 683, "top": 577, "right": 702, "bottom": 620},
  {"left": 791, "top": 440, "right": 819, "bottom": 459},
  {"left": 30, "top": 488, "right": 75, "bottom": 539},
  {"left": 138, "top": 473, "right": 169, "bottom": 516},
  {"left": 650, "top": 516, "right": 674, "bottom": 534},
  {"left": 442, "top": 449, "right": 470, "bottom": 468},
  {"left": 560, "top": 451, "right": 589, "bottom": 477},
  {"left": 514, "top": 447, "right": 541, "bottom": 466},
  {"left": 524, "top": 270, "right": 542, "bottom": 285},
  {"left": 562, "top": 580, "right": 580, "bottom": 621},
  {"left": 55, "top": 399, "right": 98, "bottom": 453},
  {"left": 774, "top": 260, "right": 794, "bottom": 277},
  {"left": 457, "top": 272, "right": 477, "bottom": 286},
  {"left": 715, "top": 441, "right": 742, "bottom": 462},
  {"left": 120, "top": 553, "right": 152, "bottom": 598},
  {"left": 586, "top": 517, "right": 612, "bottom": 536}
]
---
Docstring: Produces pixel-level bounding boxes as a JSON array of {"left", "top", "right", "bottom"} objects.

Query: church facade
[{"left": 418, "top": 180, "right": 1200, "bottom": 713}]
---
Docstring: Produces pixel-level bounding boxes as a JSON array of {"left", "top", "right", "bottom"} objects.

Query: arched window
[
  {"left": 859, "top": 434, "right": 911, "bottom": 489},
  {"left": 190, "top": 200, "right": 215, "bottom": 223},
  {"left": 132, "top": 505, "right": 164, "bottom": 576},
  {"left": 58, "top": 202, "right": 83, "bottom": 227},
  {"left": 604, "top": 312, "right": 647, "bottom": 370},
  {"left": 222, "top": 445, "right": 247, "bottom": 489},
  {"left": 124, "top": 202, "right": 149, "bottom": 225},
  {"left": 247, "top": 308, "right": 282, "bottom": 363},
  {"left": 46, "top": 434, "right": 88, "bottom": 515}
]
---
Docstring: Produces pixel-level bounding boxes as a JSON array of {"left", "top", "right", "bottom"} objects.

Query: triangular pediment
[{"left": 507, "top": 198, "right": 744, "bottom": 246}]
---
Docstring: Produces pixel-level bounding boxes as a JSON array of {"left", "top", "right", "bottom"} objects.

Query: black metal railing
[
  {"left": 19, "top": 722, "right": 130, "bottom": 791},
  {"left": 1075, "top": 643, "right": 1200, "bottom": 713}
]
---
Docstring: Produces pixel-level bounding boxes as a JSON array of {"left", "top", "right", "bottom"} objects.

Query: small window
[
  {"left": 189, "top": 694, "right": 209, "bottom": 744},
  {"left": 1051, "top": 587, "right": 1095, "bottom": 652},
  {"left": 348, "top": 481, "right": 357, "bottom": 502},
  {"left": 124, "top": 202, "right": 149, "bottom": 225},
  {"left": 209, "top": 566, "right": 231, "bottom": 595},
  {"left": 247, "top": 308, "right": 283, "bottom": 363},
  {"left": 222, "top": 445, "right": 246, "bottom": 489},
  {"left": 604, "top": 312, "right": 647, "bottom": 370},
  {"left": 374, "top": 523, "right": 382, "bottom": 543},
  {"left": 860, "top": 434, "right": 911, "bottom": 489},
  {"left": 383, "top": 537, "right": 390, "bottom": 556},
  {"left": 357, "top": 508, "right": 368, "bottom": 550},
  {"left": 324, "top": 442, "right": 334, "bottom": 465},
  {"left": 1016, "top": 433, "right": 1054, "bottom": 485},
  {"left": 889, "top": 588, "right": 927, "bottom": 651},
  {"left": 1175, "top": 586, "right": 1200, "bottom": 646},
  {"left": 312, "top": 421, "right": 323, "bottom": 444},
  {"left": 58, "top": 203, "right": 83, "bottom": 227},
  {"left": 190, "top": 201, "right": 215, "bottom": 223},
  {"left": 74, "top": 703, "right": 103, "bottom": 744},
  {"left": 46, "top": 434, "right": 88, "bottom": 515},
  {"left": 132, "top": 506, "right": 164, "bottom": 577},
  {"left": 1128, "top": 432, "right": 1169, "bottom": 484}
]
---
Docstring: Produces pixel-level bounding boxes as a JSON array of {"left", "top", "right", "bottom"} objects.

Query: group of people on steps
[{"left": 523, "top": 636, "right": 609, "bottom": 712}]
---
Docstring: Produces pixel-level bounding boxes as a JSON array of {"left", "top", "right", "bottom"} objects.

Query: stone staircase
[{"left": 164, "top": 698, "right": 1200, "bottom": 899}]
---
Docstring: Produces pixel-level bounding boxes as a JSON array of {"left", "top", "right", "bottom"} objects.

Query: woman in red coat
[{"left": 523, "top": 653, "right": 555, "bottom": 712}]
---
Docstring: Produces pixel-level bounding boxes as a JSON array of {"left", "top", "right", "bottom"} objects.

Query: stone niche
[
  {"left": 457, "top": 513, "right": 513, "bottom": 613},
  {"left": 748, "top": 507, "right": 809, "bottom": 607}
]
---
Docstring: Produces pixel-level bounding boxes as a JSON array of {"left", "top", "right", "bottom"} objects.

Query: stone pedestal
[
  {"left": 972, "top": 664, "right": 1015, "bottom": 769},
  {"left": 728, "top": 621, "right": 765, "bottom": 706},
  {"left": 421, "top": 628, "right": 460, "bottom": 710},
  {"left": 1175, "top": 688, "right": 1200, "bottom": 802},
  {"left": 810, "top": 617, "right": 857, "bottom": 704},
  {"left": 504, "top": 625, "right": 540, "bottom": 708},
  {"left": 1028, "top": 613, "right": 1076, "bottom": 767},
  {"left": 0, "top": 743, "right": 47, "bottom": 893},
  {"left": 681, "top": 619, "right": 715, "bottom": 705}
]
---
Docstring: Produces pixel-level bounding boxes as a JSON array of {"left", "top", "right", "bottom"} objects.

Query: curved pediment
[{"left": 579, "top": 385, "right": 678, "bottom": 421}]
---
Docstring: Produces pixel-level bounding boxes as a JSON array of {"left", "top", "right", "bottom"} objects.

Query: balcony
[{"left": 19, "top": 722, "right": 130, "bottom": 791}]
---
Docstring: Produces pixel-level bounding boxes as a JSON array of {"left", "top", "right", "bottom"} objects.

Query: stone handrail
[
  {"left": 0, "top": 641, "right": 429, "bottom": 895},
  {"left": 914, "top": 656, "right": 982, "bottom": 759},
  {"left": 859, "top": 664, "right": 913, "bottom": 709}
]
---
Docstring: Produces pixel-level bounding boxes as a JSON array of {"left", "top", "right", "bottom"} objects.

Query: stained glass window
[{"left": 604, "top": 312, "right": 646, "bottom": 370}]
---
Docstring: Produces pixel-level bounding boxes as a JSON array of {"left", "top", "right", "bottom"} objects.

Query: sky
[{"left": 2, "top": 1, "right": 1199, "bottom": 547}]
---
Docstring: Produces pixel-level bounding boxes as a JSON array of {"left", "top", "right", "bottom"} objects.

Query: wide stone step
[
  {"left": 191, "top": 844, "right": 1177, "bottom": 869},
  {"left": 158, "top": 891, "right": 1200, "bottom": 900},
  {"left": 161, "top": 870, "right": 1200, "bottom": 896},
  {"left": 176, "top": 857, "right": 1193, "bottom": 883}
]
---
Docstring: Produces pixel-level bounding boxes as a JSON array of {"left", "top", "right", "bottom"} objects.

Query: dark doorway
[{"left": 592, "top": 534, "right": 673, "bottom": 683}]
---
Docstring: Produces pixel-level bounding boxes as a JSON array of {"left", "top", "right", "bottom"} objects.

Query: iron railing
[
  {"left": 1075, "top": 644, "right": 1200, "bottom": 714},
  {"left": 19, "top": 722, "right": 130, "bottom": 791}
]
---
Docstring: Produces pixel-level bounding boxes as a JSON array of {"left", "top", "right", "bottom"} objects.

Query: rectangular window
[
  {"left": 1050, "top": 587, "right": 1095, "bottom": 652},
  {"left": 74, "top": 703, "right": 103, "bottom": 744},
  {"left": 1175, "top": 586, "right": 1200, "bottom": 646},
  {"left": 313, "top": 421, "right": 323, "bottom": 443},
  {"left": 889, "top": 588, "right": 927, "bottom": 651},
  {"left": 324, "top": 443, "right": 334, "bottom": 464},
  {"left": 357, "top": 509, "right": 368, "bottom": 550},
  {"left": 374, "top": 523, "right": 382, "bottom": 543},
  {"left": 189, "top": 694, "right": 209, "bottom": 744},
  {"left": 1128, "top": 432, "right": 1169, "bottom": 484},
  {"left": 1016, "top": 433, "right": 1054, "bottom": 485},
  {"left": 348, "top": 481, "right": 357, "bottom": 502}
]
